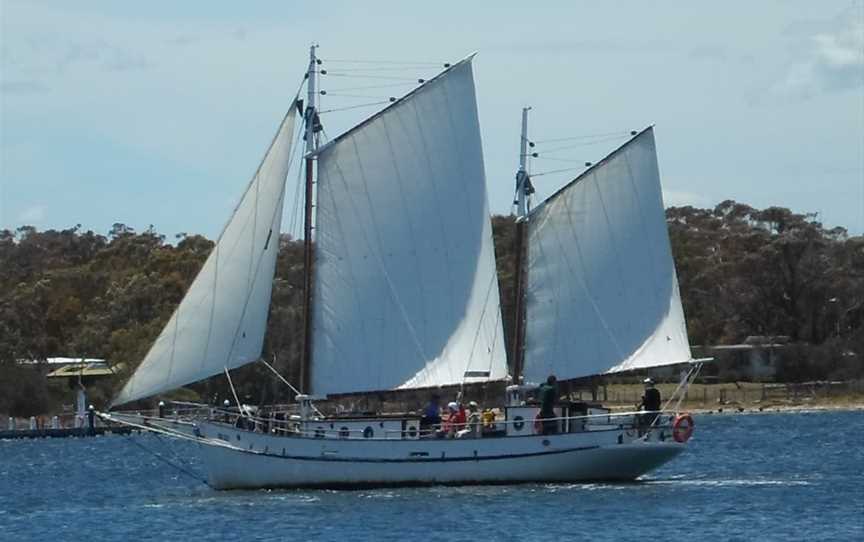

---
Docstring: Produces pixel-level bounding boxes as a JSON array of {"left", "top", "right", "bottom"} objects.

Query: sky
[{"left": 1, "top": 0, "right": 862, "bottom": 239}]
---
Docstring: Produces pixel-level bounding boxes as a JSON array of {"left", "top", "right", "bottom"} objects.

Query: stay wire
[
  {"left": 532, "top": 130, "right": 632, "bottom": 144},
  {"left": 324, "top": 82, "right": 416, "bottom": 92},
  {"left": 319, "top": 66, "right": 439, "bottom": 72},
  {"left": 319, "top": 100, "right": 392, "bottom": 114},
  {"left": 320, "top": 58, "right": 442, "bottom": 66},
  {"left": 537, "top": 134, "right": 629, "bottom": 154},
  {"left": 125, "top": 432, "right": 212, "bottom": 488},
  {"left": 323, "top": 92, "right": 397, "bottom": 100},
  {"left": 531, "top": 166, "right": 586, "bottom": 178},
  {"left": 323, "top": 73, "right": 421, "bottom": 81}
]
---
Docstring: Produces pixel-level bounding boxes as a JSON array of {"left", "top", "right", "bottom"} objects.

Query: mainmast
[
  {"left": 301, "top": 44, "right": 320, "bottom": 394},
  {"left": 511, "top": 107, "right": 533, "bottom": 383}
]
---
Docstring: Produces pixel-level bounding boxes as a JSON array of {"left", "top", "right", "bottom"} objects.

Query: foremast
[
  {"left": 301, "top": 44, "right": 320, "bottom": 394},
  {"left": 511, "top": 106, "right": 534, "bottom": 383}
]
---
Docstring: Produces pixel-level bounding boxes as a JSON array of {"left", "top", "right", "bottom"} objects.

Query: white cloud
[{"left": 773, "top": 8, "right": 864, "bottom": 98}]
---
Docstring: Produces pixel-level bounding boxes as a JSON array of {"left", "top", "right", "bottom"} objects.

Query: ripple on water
[{"left": 0, "top": 411, "right": 862, "bottom": 542}]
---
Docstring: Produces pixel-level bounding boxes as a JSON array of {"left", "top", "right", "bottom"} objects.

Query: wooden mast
[
  {"left": 511, "top": 107, "right": 531, "bottom": 383},
  {"left": 300, "top": 44, "right": 319, "bottom": 394}
]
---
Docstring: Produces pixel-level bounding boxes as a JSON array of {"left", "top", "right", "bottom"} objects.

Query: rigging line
[
  {"left": 322, "top": 92, "right": 397, "bottom": 99},
  {"left": 646, "top": 362, "right": 703, "bottom": 435},
  {"left": 283, "top": 117, "right": 306, "bottom": 237},
  {"left": 125, "top": 433, "right": 212, "bottom": 488},
  {"left": 225, "top": 367, "right": 246, "bottom": 416},
  {"left": 325, "top": 82, "right": 416, "bottom": 92},
  {"left": 461, "top": 270, "right": 499, "bottom": 387},
  {"left": 288, "top": 157, "right": 305, "bottom": 239},
  {"left": 320, "top": 58, "right": 442, "bottom": 65},
  {"left": 487, "top": 287, "right": 503, "bottom": 380},
  {"left": 673, "top": 362, "right": 703, "bottom": 413},
  {"left": 531, "top": 166, "right": 585, "bottom": 177},
  {"left": 318, "top": 66, "right": 438, "bottom": 72},
  {"left": 258, "top": 357, "right": 324, "bottom": 417},
  {"left": 532, "top": 130, "right": 632, "bottom": 144},
  {"left": 323, "top": 73, "right": 420, "bottom": 81},
  {"left": 318, "top": 100, "right": 392, "bottom": 114},
  {"left": 534, "top": 156, "right": 587, "bottom": 163},
  {"left": 538, "top": 135, "right": 629, "bottom": 154},
  {"left": 257, "top": 357, "right": 300, "bottom": 396}
]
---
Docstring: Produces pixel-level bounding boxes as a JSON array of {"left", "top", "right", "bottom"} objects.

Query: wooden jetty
[{"left": 0, "top": 426, "right": 139, "bottom": 440}]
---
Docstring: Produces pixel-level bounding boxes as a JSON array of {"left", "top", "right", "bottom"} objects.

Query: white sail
[
  {"left": 113, "top": 108, "right": 298, "bottom": 406},
  {"left": 523, "top": 127, "right": 691, "bottom": 383},
  {"left": 311, "top": 58, "right": 508, "bottom": 395}
]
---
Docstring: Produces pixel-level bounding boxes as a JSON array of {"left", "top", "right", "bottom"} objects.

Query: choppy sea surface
[{"left": 1, "top": 410, "right": 862, "bottom": 541}]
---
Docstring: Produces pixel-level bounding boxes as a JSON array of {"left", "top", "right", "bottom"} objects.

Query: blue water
[{"left": 1, "top": 411, "right": 862, "bottom": 541}]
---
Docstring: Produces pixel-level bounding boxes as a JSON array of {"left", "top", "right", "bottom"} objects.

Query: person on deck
[
  {"left": 638, "top": 378, "right": 662, "bottom": 433},
  {"left": 442, "top": 401, "right": 466, "bottom": 438},
  {"left": 537, "top": 375, "right": 559, "bottom": 435},
  {"left": 420, "top": 394, "right": 441, "bottom": 435},
  {"left": 457, "top": 401, "right": 481, "bottom": 438}
]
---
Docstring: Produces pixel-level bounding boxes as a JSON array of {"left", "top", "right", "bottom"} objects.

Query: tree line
[{"left": 1, "top": 201, "right": 861, "bottom": 416}]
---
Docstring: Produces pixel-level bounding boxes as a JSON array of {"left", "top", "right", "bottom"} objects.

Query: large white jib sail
[
  {"left": 522, "top": 127, "right": 691, "bottom": 383},
  {"left": 112, "top": 108, "right": 298, "bottom": 406},
  {"left": 311, "top": 57, "right": 508, "bottom": 395}
]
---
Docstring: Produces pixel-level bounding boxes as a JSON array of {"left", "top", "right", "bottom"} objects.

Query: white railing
[{"left": 111, "top": 401, "right": 680, "bottom": 442}]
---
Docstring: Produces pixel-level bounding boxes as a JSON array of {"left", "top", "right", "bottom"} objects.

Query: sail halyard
[
  {"left": 111, "top": 105, "right": 300, "bottom": 407},
  {"left": 522, "top": 126, "right": 692, "bottom": 384},
  {"left": 309, "top": 55, "right": 508, "bottom": 396}
]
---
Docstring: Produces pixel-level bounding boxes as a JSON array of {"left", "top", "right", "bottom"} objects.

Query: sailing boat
[{"left": 104, "top": 47, "right": 701, "bottom": 489}]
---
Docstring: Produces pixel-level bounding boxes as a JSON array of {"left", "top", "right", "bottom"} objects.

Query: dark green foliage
[{"left": 0, "top": 202, "right": 861, "bottom": 415}]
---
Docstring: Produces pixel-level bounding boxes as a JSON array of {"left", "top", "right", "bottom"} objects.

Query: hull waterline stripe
[{"left": 209, "top": 443, "right": 612, "bottom": 463}]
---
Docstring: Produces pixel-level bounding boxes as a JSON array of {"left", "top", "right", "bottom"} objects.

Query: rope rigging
[
  {"left": 124, "top": 432, "right": 212, "bottom": 489},
  {"left": 522, "top": 129, "right": 638, "bottom": 179}
]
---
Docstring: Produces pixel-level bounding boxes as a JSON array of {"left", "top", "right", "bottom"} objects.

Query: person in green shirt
[{"left": 537, "top": 375, "right": 558, "bottom": 435}]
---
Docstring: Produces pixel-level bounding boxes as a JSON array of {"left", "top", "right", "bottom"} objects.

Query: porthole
[
  {"left": 363, "top": 426, "right": 374, "bottom": 438},
  {"left": 513, "top": 415, "right": 525, "bottom": 431}
]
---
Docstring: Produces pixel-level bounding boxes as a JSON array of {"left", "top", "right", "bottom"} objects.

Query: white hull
[{"left": 193, "top": 421, "right": 684, "bottom": 490}]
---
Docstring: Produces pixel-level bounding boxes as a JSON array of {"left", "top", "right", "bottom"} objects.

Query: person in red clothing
[{"left": 441, "top": 401, "right": 466, "bottom": 438}]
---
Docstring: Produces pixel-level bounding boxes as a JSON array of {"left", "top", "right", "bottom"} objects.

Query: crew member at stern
[
  {"left": 537, "top": 375, "right": 559, "bottom": 435},
  {"left": 638, "top": 378, "right": 662, "bottom": 434}
]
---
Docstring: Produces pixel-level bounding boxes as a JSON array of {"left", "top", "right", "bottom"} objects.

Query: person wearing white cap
[{"left": 441, "top": 401, "right": 465, "bottom": 438}]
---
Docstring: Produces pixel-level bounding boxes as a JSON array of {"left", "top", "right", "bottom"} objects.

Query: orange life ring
[{"left": 672, "top": 413, "right": 694, "bottom": 443}]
